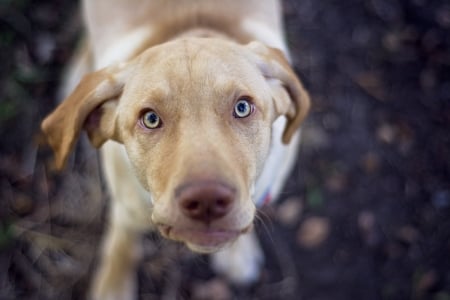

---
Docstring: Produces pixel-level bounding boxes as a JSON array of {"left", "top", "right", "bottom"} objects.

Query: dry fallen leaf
[
  {"left": 277, "top": 197, "right": 303, "bottom": 227},
  {"left": 358, "top": 211, "right": 375, "bottom": 233},
  {"left": 358, "top": 211, "right": 381, "bottom": 247},
  {"left": 191, "top": 278, "right": 231, "bottom": 300},
  {"left": 360, "top": 152, "right": 381, "bottom": 174},
  {"left": 297, "top": 216, "right": 330, "bottom": 249},
  {"left": 376, "top": 123, "right": 397, "bottom": 144},
  {"left": 397, "top": 225, "right": 420, "bottom": 244},
  {"left": 325, "top": 172, "right": 348, "bottom": 193},
  {"left": 415, "top": 270, "right": 438, "bottom": 296}
]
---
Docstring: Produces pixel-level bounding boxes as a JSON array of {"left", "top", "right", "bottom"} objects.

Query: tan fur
[
  {"left": 41, "top": 1, "right": 310, "bottom": 298},
  {"left": 83, "top": 0, "right": 284, "bottom": 58}
]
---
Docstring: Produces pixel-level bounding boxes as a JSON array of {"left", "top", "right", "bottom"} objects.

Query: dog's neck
[
  {"left": 172, "top": 28, "right": 234, "bottom": 41},
  {"left": 92, "top": 20, "right": 287, "bottom": 69},
  {"left": 93, "top": 26, "right": 242, "bottom": 69},
  {"left": 131, "top": 27, "right": 242, "bottom": 61},
  {"left": 254, "top": 117, "right": 301, "bottom": 207}
]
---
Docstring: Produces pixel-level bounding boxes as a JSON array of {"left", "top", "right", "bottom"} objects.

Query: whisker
[{"left": 255, "top": 209, "right": 275, "bottom": 246}]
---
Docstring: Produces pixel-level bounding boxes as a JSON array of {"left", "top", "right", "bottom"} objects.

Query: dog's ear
[
  {"left": 41, "top": 62, "right": 131, "bottom": 170},
  {"left": 246, "top": 41, "right": 310, "bottom": 144}
]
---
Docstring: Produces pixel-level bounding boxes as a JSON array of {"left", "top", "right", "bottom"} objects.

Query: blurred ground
[{"left": 1, "top": 0, "right": 449, "bottom": 299}]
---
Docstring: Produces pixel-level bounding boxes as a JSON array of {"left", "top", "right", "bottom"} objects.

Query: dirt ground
[{"left": 1, "top": 0, "right": 449, "bottom": 299}]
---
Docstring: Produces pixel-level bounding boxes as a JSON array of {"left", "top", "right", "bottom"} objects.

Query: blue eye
[
  {"left": 234, "top": 98, "right": 253, "bottom": 118},
  {"left": 141, "top": 110, "right": 161, "bottom": 129}
]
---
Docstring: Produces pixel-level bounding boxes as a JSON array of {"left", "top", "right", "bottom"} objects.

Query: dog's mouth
[{"left": 157, "top": 224, "right": 251, "bottom": 253}]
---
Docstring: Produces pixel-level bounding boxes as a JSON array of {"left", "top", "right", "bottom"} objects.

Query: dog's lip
[{"left": 157, "top": 224, "right": 250, "bottom": 253}]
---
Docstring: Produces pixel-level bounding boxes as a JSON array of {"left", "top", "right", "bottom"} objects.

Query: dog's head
[{"left": 41, "top": 38, "right": 310, "bottom": 252}]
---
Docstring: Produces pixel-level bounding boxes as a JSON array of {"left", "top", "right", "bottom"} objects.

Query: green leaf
[
  {"left": 0, "top": 223, "right": 13, "bottom": 249},
  {"left": 307, "top": 187, "right": 324, "bottom": 210}
]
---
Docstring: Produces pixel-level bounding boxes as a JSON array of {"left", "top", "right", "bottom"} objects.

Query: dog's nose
[{"left": 177, "top": 182, "right": 235, "bottom": 223}]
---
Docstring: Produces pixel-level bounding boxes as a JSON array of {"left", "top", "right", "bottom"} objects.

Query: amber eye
[
  {"left": 141, "top": 110, "right": 161, "bottom": 129},
  {"left": 234, "top": 98, "right": 254, "bottom": 118}
]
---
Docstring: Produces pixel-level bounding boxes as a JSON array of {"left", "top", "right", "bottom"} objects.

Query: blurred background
[{"left": 0, "top": 0, "right": 449, "bottom": 299}]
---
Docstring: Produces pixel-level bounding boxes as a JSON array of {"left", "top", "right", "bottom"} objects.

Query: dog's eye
[
  {"left": 233, "top": 98, "right": 254, "bottom": 118},
  {"left": 141, "top": 110, "right": 161, "bottom": 129}
]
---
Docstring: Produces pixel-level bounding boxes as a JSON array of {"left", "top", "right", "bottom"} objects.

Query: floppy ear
[
  {"left": 246, "top": 41, "right": 311, "bottom": 144},
  {"left": 41, "top": 62, "right": 131, "bottom": 170}
]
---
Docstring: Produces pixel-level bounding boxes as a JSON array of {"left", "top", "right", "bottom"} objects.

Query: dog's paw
[{"left": 211, "top": 231, "right": 264, "bottom": 285}]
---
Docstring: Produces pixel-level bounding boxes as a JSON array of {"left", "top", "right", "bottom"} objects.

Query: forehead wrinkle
[
  {"left": 161, "top": 42, "right": 206, "bottom": 100},
  {"left": 178, "top": 40, "right": 214, "bottom": 87},
  {"left": 182, "top": 40, "right": 194, "bottom": 84},
  {"left": 158, "top": 43, "right": 212, "bottom": 118}
]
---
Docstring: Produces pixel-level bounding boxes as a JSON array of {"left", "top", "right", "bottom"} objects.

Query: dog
[{"left": 41, "top": 0, "right": 310, "bottom": 299}]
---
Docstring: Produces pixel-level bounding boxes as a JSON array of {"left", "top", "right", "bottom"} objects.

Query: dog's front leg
[
  {"left": 90, "top": 141, "right": 153, "bottom": 300},
  {"left": 211, "top": 230, "right": 264, "bottom": 285},
  {"left": 91, "top": 208, "right": 142, "bottom": 300}
]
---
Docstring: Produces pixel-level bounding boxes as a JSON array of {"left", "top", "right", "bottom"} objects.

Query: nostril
[
  {"left": 185, "top": 200, "right": 200, "bottom": 211},
  {"left": 216, "top": 199, "right": 227, "bottom": 207},
  {"left": 212, "top": 198, "right": 231, "bottom": 216},
  {"left": 182, "top": 199, "right": 204, "bottom": 219}
]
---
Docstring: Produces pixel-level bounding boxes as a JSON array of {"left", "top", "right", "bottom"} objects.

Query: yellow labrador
[{"left": 41, "top": 0, "right": 310, "bottom": 299}]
